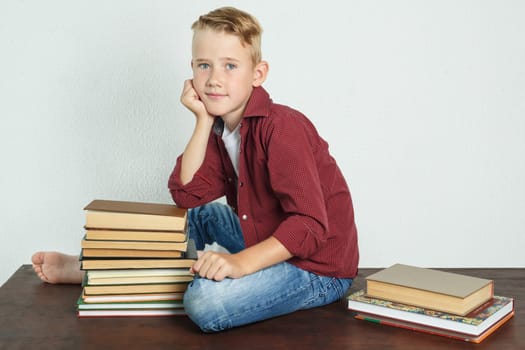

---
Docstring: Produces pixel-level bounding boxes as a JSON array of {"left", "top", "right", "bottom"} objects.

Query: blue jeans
[{"left": 183, "top": 203, "right": 353, "bottom": 332}]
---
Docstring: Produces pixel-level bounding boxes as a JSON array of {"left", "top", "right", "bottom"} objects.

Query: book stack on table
[
  {"left": 77, "top": 199, "right": 197, "bottom": 317},
  {"left": 347, "top": 264, "right": 515, "bottom": 343}
]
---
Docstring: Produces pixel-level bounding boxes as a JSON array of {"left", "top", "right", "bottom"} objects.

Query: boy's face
[{"left": 191, "top": 29, "right": 266, "bottom": 124}]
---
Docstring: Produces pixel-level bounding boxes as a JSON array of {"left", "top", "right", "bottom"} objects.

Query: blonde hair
[{"left": 192, "top": 7, "right": 263, "bottom": 64}]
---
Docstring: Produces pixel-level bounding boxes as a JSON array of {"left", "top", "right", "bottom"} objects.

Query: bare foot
[{"left": 31, "top": 251, "right": 84, "bottom": 284}]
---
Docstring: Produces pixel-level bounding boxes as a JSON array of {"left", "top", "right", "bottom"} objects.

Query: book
[
  {"left": 80, "top": 239, "right": 198, "bottom": 270},
  {"left": 347, "top": 289, "right": 514, "bottom": 337},
  {"left": 81, "top": 258, "right": 195, "bottom": 270},
  {"left": 77, "top": 308, "right": 186, "bottom": 317},
  {"left": 84, "top": 199, "right": 187, "bottom": 231},
  {"left": 85, "top": 229, "right": 187, "bottom": 242},
  {"left": 355, "top": 310, "right": 515, "bottom": 343},
  {"left": 83, "top": 282, "right": 190, "bottom": 295},
  {"left": 366, "top": 264, "right": 494, "bottom": 315},
  {"left": 81, "top": 248, "right": 183, "bottom": 258},
  {"left": 86, "top": 275, "right": 194, "bottom": 285},
  {"left": 77, "top": 296, "right": 184, "bottom": 310},
  {"left": 81, "top": 238, "right": 188, "bottom": 252},
  {"left": 87, "top": 268, "right": 192, "bottom": 279},
  {"left": 76, "top": 199, "right": 193, "bottom": 318},
  {"left": 81, "top": 291, "right": 184, "bottom": 303}
]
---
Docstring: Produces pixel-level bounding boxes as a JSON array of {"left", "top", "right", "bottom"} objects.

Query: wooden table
[{"left": 0, "top": 265, "right": 523, "bottom": 349}]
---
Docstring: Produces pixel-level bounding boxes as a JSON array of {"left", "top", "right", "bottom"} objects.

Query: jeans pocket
[{"left": 302, "top": 274, "right": 351, "bottom": 309}]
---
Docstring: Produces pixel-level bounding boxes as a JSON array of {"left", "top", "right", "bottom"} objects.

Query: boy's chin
[
  {"left": 202, "top": 101, "right": 243, "bottom": 119},
  {"left": 203, "top": 106, "right": 228, "bottom": 118}
]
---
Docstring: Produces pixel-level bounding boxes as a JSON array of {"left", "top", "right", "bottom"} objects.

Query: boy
[{"left": 32, "top": 6, "right": 359, "bottom": 332}]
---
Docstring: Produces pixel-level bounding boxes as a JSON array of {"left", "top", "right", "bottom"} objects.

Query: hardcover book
[
  {"left": 80, "top": 258, "right": 196, "bottom": 270},
  {"left": 77, "top": 296, "right": 184, "bottom": 310},
  {"left": 86, "top": 275, "right": 194, "bottom": 286},
  {"left": 355, "top": 310, "right": 515, "bottom": 343},
  {"left": 81, "top": 238, "right": 188, "bottom": 252},
  {"left": 81, "top": 248, "right": 183, "bottom": 258},
  {"left": 84, "top": 199, "right": 187, "bottom": 232},
  {"left": 80, "top": 239, "right": 197, "bottom": 270},
  {"left": 85, "top": 229, "right": 187, "bottom": 242},
  {"left": 366, "top": 264, "right": 494, "bottom": 315},
  {"left": 77, "top": 308, "right": 186, "bottom": 317},
  {"left": 81, "top": 291, "right": 184, "bottom": 303},
  {"left": 87, "top": 268, "right": 192, "bottom": 279},
  {"left": 347, "top": 289, "right": 514, "bottom": 337},
  {"left": 83, "top": 282, "right": 190, "bottom": 295}
]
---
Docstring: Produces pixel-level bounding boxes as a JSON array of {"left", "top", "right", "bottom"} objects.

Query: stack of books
[
  {"left": 77, "top": 199, "right": 197, "bottom": 317},
  {"left": 347, "top": 264, "right": 515, "bottom": 343}
]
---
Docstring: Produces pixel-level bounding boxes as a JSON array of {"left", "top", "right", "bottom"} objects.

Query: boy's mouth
[
  {"left": 205, "top": 91, "right": 226, "bottom": 97},
  {"left": 206, "top": 92, "right": 227, "bottom": 100}
]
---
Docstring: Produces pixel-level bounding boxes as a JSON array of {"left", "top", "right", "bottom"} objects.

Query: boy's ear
[{"left": 252, "top": 60, "right": 269, "bottom": 87}]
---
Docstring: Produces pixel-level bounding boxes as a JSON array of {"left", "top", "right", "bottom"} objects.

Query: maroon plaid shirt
[{"left": 169, "top": 87, "right": 359, "bottom": 278}]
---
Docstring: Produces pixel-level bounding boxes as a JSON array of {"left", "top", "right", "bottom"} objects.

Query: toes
[
  {"left": 36, "top": 271, "right": 50, "bottom": 283},
  {"left": 31, "top": 251, "right": 45, "bottom": 265}
]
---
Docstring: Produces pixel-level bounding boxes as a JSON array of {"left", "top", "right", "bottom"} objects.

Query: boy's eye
[
  {"left": 198, "top": 63, "right": 210, "bottom": 70},
  {"left": 225, "top": 63, "right": 237, "bottom": 70}
]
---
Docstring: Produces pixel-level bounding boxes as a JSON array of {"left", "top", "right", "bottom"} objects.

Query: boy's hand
[
  {"left": 189, "top": 237, "right": 292, "bottom": 282},
  {"left": 180, "top": 79, "right": 213, "bottom": 121},
  {"left": 191, "top": 251, "right": 246, "bottom": 281}
]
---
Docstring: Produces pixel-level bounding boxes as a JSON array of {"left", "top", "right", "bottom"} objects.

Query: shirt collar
[
  {"left": 242, "top": 86, "right": 272, "bottom": 119},
  {"left": 213, "top": 86, "right": 272, "bottom": 136}
]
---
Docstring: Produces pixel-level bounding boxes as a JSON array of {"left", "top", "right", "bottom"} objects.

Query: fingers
[
  {"left": 192, "top": 251, "right": 231, "bottom": 281},
  {"left": 182, "top": 79, "right": 195, "bottom": 95},
  {"left": 181, "top": 79, "right": 199, "bottom": 104},
  {"left": 180, "top": 79, "right": 211, "bottom": 118}
]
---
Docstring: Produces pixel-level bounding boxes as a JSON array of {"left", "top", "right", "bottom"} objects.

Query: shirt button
[
  {"left": 241, "top": 214, "right": 248, "bottom": 221},
  {"left": 228, "top": 178, "right": 233, "bottom": 183},
  {"left": 239, "top": 181, "right": 244, "bottom": 187}
]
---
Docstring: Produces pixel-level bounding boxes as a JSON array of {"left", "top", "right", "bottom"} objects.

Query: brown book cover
[
  {"left": 81, "top": 248, "right": 183, "bottom": 258},
  {"left": 82, "top": 282, "right": 190, "bottom": 295},
  {"left": 366, "top": 264, "right": 494, "bottom": 316},
  {"left": 80, "top": 240, "right": 197, "bottom": 270},
  {"left": 85, "top": 229, "right": 187, "bottom": 242},
  {"left": 86, "top": 275, "right": 194, "bottom": 286},
  {"left": 84, "top": 200, "right": 187, "bottom": 217},
  {"left": 80, "top": 258, "right": 196, "bottom": 270},
  {"left": 81, "top": 291, "right": 185, "bottom": 303},
  {"left": 81, "top": 238, "right": 188, "bottom": 252},
  {"left": 84, "top": 199, "right": 187, "bottom": 231}
]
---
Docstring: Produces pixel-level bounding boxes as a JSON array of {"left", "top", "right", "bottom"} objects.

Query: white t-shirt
[{"left": 221, "top": 124, "right": 241, "bottom": 175}]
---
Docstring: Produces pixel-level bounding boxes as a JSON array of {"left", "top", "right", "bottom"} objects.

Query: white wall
[{"left": 1, "top": 0, "right": 524, "bottom": 286}]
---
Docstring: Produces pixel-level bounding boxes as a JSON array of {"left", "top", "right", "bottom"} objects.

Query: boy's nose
[{"left": 206, "top": 69, "right": 222, "bottom": 87}]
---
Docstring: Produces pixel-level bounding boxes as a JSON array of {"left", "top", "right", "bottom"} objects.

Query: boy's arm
[
  {"left": 179, "top": 79, "right": 215, "bottom": 185},
  {"left": 191, "top": 236, "right": 292, "bottom": 281}
]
